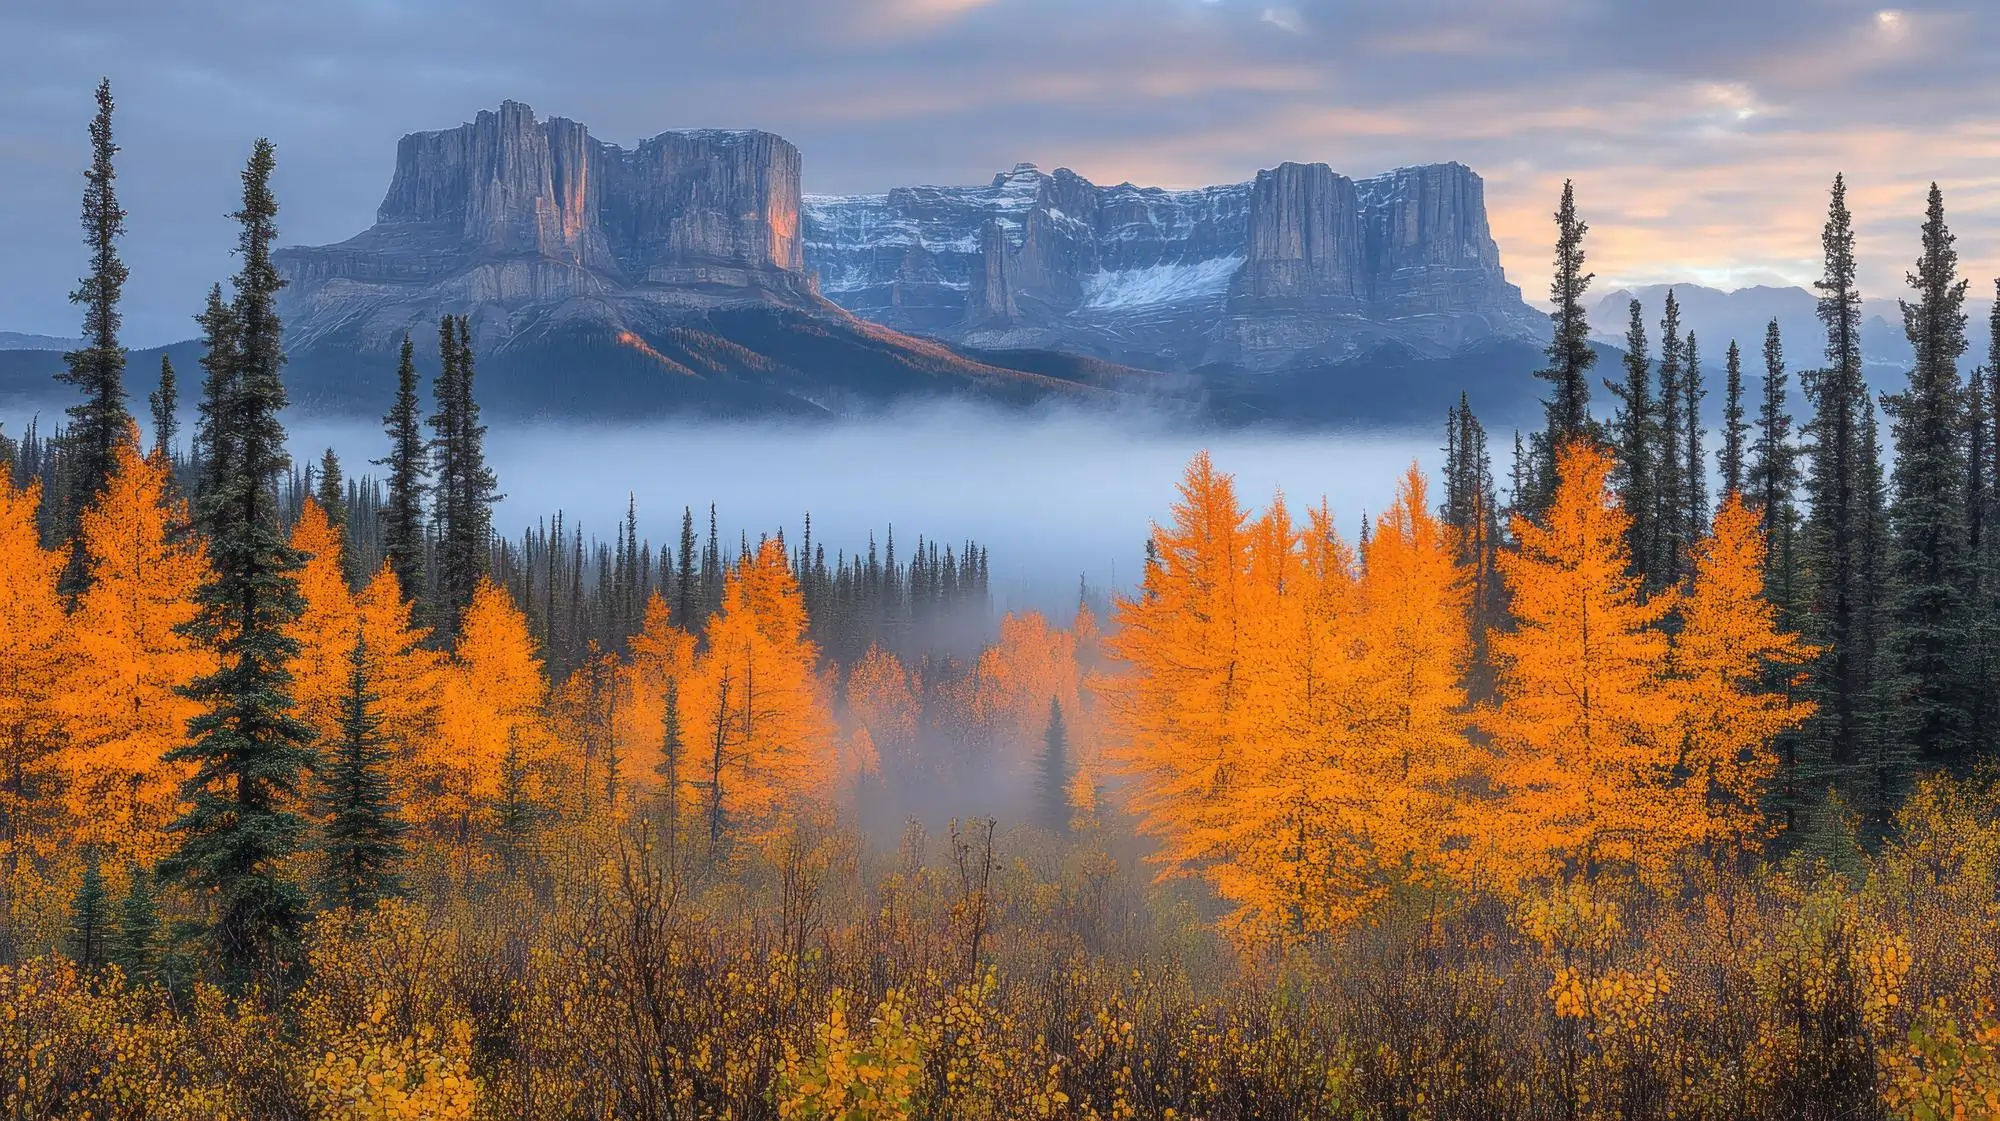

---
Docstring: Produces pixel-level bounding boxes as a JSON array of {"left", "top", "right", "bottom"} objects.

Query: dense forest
[{"left": 5, "top": 83, "right": 2000, "bottom": 1120}]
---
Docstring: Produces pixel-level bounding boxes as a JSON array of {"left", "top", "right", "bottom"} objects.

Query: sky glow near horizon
[{"left": 1, "top": 0, "right": 1995, "bottom": 344}]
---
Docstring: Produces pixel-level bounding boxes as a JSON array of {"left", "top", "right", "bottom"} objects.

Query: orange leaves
[
  {"left": 60, "top": 440, "right": 214, "bottom": 859},
  {"left": 1486, "top": 442, "right": 1679, "bottom": 882},
  {"left": 688, "top": 539, "right": 835, "bottom": 842},
  {"left": 428, "top": 579, "right": 548, "bottom": 831},
  {"left": 0, "top": 471, "right": 73, "bottom": 861},
  {"left": 1674, "top": 494, "right": 1817, "bottom": 850}
]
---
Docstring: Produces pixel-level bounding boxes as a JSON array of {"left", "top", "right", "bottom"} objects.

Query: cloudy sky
[{"left": 2, "top": 0, "right": 1994, "bottom": 345}]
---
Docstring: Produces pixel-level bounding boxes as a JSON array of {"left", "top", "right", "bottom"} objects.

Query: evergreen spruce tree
[
  {"left": 149, "top": 355, "right": 178, "bottom": 460},
  {"left": 316, "top": 447, "right": 351, "bottom": 584},
  {"left": 59, "top": 79, "right": 133, "bottom": 587},
  {"left": 1968, "top": 289, "right": 2000, "bottom": 748},
  {"left": 1655, "top": 290, "right": 1688, "bottom": 584},
  {"left": 1683, "top": 331, "right": 1710, "bottom": 572},
  {"left": 112, "top": 866, "right": 160, "bottom": 983},
  {"left": 316, "top": 635, "right": 407, "bottom": 912},
  {"left": 1037, "top": 697, "right": 1070, "bottom": 834},
  {"left": 1796, "top": 174, "right": 1878, "bottom": 813},
  {"left": 496, "top": 730, "right": 536, "bottom": 874},
  {"left": 656, "top": 677, "right": 685, "bottom": 837},
  {"left": 1529, "top": 180, "right": 1597, "bottom": 514},
  {"left": 374, "top": 333, "right": 428, "bottom": 601},
  {"left": 1607, "top": 298, "right": 1658, "bottom": 587},
  {"left": 67, "top": 854, "right": 110, "bottom": 970},
  {"left": 1858, "top": 401, "right": 1897, "bottom": 816},
  {"left": 161, "top": 139, "right": 319, "bottom": 986},
  {"left": 428, "top": 316, "right": 499, "bottom": 639},
  {"left": 1442, "top": 394, "right": 1503, "bottom": 693},
  {"left": 190, "top": 284, "right": 239, "bottom": 504},
  {"left": 1882, "top": 183, "right": 1973, "bottom": 767},
  {"left": 1751, "top": 319, "right": 1803, "bottom": 606},
  {"left": 1721, "top": 340, "right": 1748, "bottom": 499},
  {"left": 678, "top": 507, "right": 699, "bottom": 630}
]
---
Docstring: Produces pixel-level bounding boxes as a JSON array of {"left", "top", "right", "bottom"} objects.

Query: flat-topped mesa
[
  {"left": 802, "top": 158, "right": 1531, "bottom": 369},
  {"left": 276, "top": 101, "right": 813, "bottom": 349}
]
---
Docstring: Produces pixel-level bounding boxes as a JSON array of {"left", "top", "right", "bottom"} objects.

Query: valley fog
[
  {"left": 294, "top": 404, "right": 1443, "bottom": 616},
  {"left": 1, "top": 395, "right": 1445, "bottom": 616}
]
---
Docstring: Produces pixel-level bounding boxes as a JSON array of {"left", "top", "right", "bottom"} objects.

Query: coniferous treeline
[{"left": 1452, "top": 172, "right": 2000, "bottom": 838}]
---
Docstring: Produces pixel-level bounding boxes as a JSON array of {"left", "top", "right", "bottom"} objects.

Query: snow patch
[{"left": 1083, "top": 256, "right": 1244, "bottom": 310}]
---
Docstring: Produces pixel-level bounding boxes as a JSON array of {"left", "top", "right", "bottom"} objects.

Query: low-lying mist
[
  {"left": 288, "top": 402, "right": 1443, "bottom": 614},
  {"left": 0, "top": 395, "right": 1447, "bottom": 617}
]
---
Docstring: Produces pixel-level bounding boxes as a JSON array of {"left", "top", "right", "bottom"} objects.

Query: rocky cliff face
[
  {"left": 805, "top": 160, "right": 1536, "bottom": 369},
  {"left": 276, "top": 101, "right": 816, "bottom": 352},
  {"left": 276, "top": 101, "right": 1536, "bottom": 379}
]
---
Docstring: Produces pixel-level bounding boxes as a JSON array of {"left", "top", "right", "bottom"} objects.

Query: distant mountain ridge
[
  {"left": 1588, "top": 283, "right": 1996, "bottom": 384},
  {"left": 805, "top": 159, "right": 1542, "bottom": 371}
]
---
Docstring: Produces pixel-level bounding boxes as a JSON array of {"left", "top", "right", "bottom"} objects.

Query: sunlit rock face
[
  {"left": 804, "top": 159, "right": 1540, "bottom": 370},
  {"left": 276, "top": 101, "right": 815, "bottom": 353}
]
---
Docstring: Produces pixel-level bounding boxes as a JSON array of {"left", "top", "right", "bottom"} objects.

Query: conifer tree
[
  {"left": 161, "top": 139, "right": 318, "bottom": 984},
  {"left": 1607, "top": 299, "right": 1658, "bottom": 587},
  {"left": 495, "top": 730, "right": 536, "bottom": 874},
  {"left": 374, "top": 334, "right": 427, "bottom": 602},
  {"left": 59, "top": 79, "right": 133, "bottom": 579},
  {"left": 68, "top": 854, "right": 110, "bottom": 970},
  {"left": 1798, "top": 174, "right": 1878, "bottom": 809},
  {"left": 428, "top": 316, "right": 499, "bottom": 639},
  {"left": 1655, "top": 290, "right": 1688, "bottom": 584},
  {"left": 1751, "top": 320, "right": 1801, "bottom": 600},
  {"left": 190, "top": 284, "right": 238, "bottom": 500},
  {"left": 1967, "top": 289, "right": 2000, "bottom": 744},
  {"left": 149, "top": 356, "right": 178, "bottom": 461},
  {"left": 316, "top": 635, "right": 407, "bottom": 912},
  {"left": 1882, "top": 183, "right": 1972, "bottom": 766},
  {"left": 656, "top": 677, "right": 686, "bottom": 836},
  {"left": 316, "top": 447, "right": 351, "bottom": 584},
  {"left": 1037, "top": 697, "right": 1070, "bottom": 834},
  {"left": 677, "top": 506, "right": 699, "bottom": 631},
  {"left": 1721, "top": 340, "right": 1748, "bottom": 499},
  {"left": 1486, "top": 443, "right": 1678, "bottom": 881},
  {"left": 1530, "top": 180, "right": 1597, "bottom": 512},
  {"left": 112, "top": 866, "right": 160, "bottom": 982},
  {"left": 1442, "top": 395, "right": 1503, "bottom": 691},
  {"left": 1683, "top": 331, "right": 1710, "bottom": 571}
]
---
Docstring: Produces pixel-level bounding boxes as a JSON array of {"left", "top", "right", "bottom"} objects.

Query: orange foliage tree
[
  {"left": 1484, "top": 442, "right": 1679, "bottom": 883},
  {"left": 619, "top": 592, "right": 698, "bottom": 815},
  {"left": 687, "top": 539, "right": 834, "bottom": 846},
  {"left": 1672, "top": 494, "right": 1818, "bottom": 852},
  {"left": 0, "top": 473, "right": 74, "bottom": 866},
  {"left": 975, "top": 611, "right": 1082, "bottom": 768},
  {"left": 352, "top": 564, "right": 444, "bottom": 791},
  {"left": 61, "top": 437, "right": 216, "bottom": 860},
  {"left": 285, "top": 500, "right": 360, "bottom": 745},
  {"left": 428, "top": 579, "right": 550, "bottom": 837}
]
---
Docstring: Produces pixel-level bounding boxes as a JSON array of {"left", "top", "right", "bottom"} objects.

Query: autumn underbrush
[{"left": 0, "top": 776, "right": 1995, "bottom": 1120}]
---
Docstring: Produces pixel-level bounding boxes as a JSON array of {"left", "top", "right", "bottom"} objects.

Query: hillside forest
[{"left": 5, "top": 83, "right": 2000, "bottom": 1120}]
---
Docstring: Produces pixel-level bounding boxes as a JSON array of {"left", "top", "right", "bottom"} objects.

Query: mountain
[
  {"left": 805, "top": 160, "right": 1543, "bottom": 371},
  {"left": 1587, "top": 283, "right": 1997, "bottom": 386},
  {"left": 0, "top": 332, "right": 82, "bottom": 351}
]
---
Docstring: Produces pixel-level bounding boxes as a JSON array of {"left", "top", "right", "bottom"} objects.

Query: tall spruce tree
[
  {"left": 657, "top": 677, "right": 685, "bottom": 838},
  {"left": 191, "top": 284, "right": 239, "bottom": 501},
  {"left": 149, "top": 356, "right": 178, "bottom": 460},
  {"left": 1655, "top": 290, "right": 1688, "bottom": 584},
  {"left": 1037, "top": 697, "right": 1071, "bottom": 834},
  {"left": 1796, "top": 174, "right": 1879, "bottom": 812},
  {"left": 1858, "top": 401, "right": 1896, "bottom": 815},
  {"left": 161, "top": 139, "right": 318, "bottom": 985},
  {"left": 375, "top": 334, "right": 427, "bottom": 601},
  {"left": 677, "top": 507, "right": 699, "bottom": 630},
  {"left": 1969, "top": 288, "right": 2000, "bottom": 746},
  {"left": 68, "top": 855, "right": 110, "bottom": 970},
  {"left": 1443, "top": 394, "right": 1503, "bottom": 693},
  {"left": 59, "top": 79, "right": 133, "bottom": 586},
  {"left": 316, "top": 635, "right": 407, "bottom": 912},
  {"left": 1530, "top": 180, "right": 1597, "bottom": 512},
  {"left": 1750, "top": 319, "right": 1802, "bottom": 607},
  {"left": 111, "top": 866, "right": 160, "bottom": 983},
  {"left": 1721, "top": 340, "right": 1748, "bottom": 499},
  {"left": 1607, "top": 298, "right": 1658, "bottom": 587},
  {"left": 1683, "top": 331, "right": 1710, "bottom": 554},
  {"left": 1882, "top": 183, "right": 1973, "bottom": 766},
  {"left": 315, "top": 447, "right": 351, "bottom": 584},
  {"left": 428, "top": 316, "right": 499, "bottom": 639}
]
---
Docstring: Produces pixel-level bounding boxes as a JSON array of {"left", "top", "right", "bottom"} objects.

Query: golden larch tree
[
  {"left": 688, "top": 539, "right": 834, "bottom": 845},
  {"left": 619, "top": 592, "right": 698, "bottom": 808},
  {"left": 285, "top": 499, "right": 361, "bottom": 745},
  {"left": 1673, "top": 493, "right": 1817, "bottom": 853},
  {"left": 1486, "top": 442, "right": 1680, "bottom": 884},
  {"left": 429, "top": 578, "right": 549, "bottom": 836},
  {"left": 0, "top": 473, "right": 76, "bottom": 864},
  {"left": 61, "top": 437, "right": 216, "bottom": 860},
  {"left": 847, "top": 645, "right": 918, "bottom": 783},
  {"left": 1106, "top": 451, "right": 1257, "bottom": 888},
  {"left": 974, "top": 611, "right": 1081, "bottom": 766},
  {"left": 352, "top": 564, "right": 444, "bottom": 787},
  {"left": 1351, "top": 468, "right": 1476, "bottom": 881}
]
